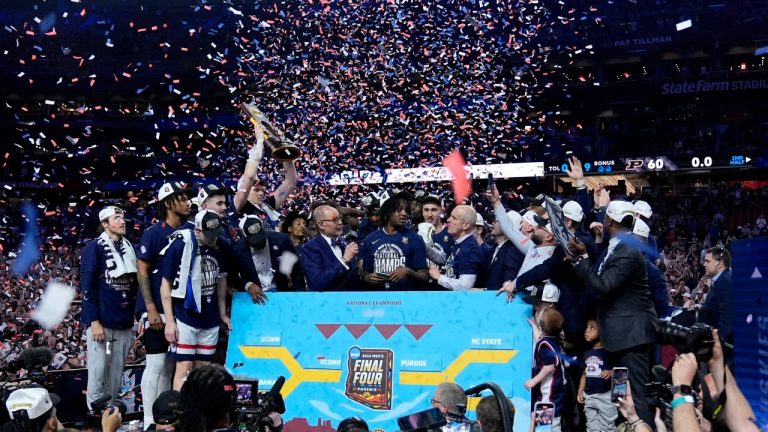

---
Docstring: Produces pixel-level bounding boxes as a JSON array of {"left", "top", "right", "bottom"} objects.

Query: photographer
[
  {"left": 177, "top": 364, "right": 283, "bottom": 432},
  {"left": 4, "top": 387, "right": 60, "bottom": 432},
  {"left": 705, "top": 329, "right": 760, "bottom": 431}
]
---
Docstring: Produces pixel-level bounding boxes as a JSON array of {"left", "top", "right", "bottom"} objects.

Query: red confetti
[{"left": 443, "top": 150, "right": 470, "bottom": 203}]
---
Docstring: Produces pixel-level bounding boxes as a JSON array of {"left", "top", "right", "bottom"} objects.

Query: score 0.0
[{"left": 691, "top": 156, "right": 713, "bottom": 168}]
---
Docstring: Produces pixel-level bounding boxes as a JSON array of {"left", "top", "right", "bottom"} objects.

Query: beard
[{"left": 531, "top": 232, "right": 544, "bottom": 246}]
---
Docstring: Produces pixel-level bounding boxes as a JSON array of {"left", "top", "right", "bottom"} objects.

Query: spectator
[
  {"left": 525, "top": 308, "right": 567, "bottom": 432},
  {"left": 5, "top": 386, "right": 61, "bottom": 432},
  {"left": 577, "top": 319, "right": 617, "bottom": 431},
  {"left": 149, "top": 390, "right": 182, "bottom": 432},
  {"left": 475, "top": 396, "right": 515, "bottom": 432},
  {"left": 430, "top": 382, "right": 474, "bottom": 429},
  {"left": 701, "top": 246, "right": 733, "bottom": 353}
]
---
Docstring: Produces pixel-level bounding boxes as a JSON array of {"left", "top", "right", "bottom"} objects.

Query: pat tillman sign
[{"left": 226, "top": 292, "right": 534, "bottom": 432}]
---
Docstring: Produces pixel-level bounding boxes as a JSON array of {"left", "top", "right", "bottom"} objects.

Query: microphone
[
  {"left": 19, "top": 347, "right": 54, "bottom": 370},
  {"left": 262, "top": 376, "right": 286, "bottom": 414}
]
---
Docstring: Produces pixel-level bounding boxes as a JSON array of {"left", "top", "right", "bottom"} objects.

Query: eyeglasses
[
  {"left": 431, "top": 398, "right": 444, "bottom": 407},
  {"left": 319, "top": 218, "right": 342, "bottom": 224}
]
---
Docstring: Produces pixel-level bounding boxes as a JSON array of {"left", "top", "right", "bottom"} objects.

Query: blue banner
[
  {"left": 731, "top": 238, "right": 768, "bottom": 428},
  {"left": 226, "top": 292, "right": 533, "bottom": 432}
]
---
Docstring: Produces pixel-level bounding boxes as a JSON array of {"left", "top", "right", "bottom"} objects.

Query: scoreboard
[{"left": 545, "top": 154, "right": 754, "bottom": 175}]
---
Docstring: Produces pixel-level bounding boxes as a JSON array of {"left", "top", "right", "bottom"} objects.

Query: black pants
[{"left": 608, "top": 343, "right": 655, "bottom": 428}]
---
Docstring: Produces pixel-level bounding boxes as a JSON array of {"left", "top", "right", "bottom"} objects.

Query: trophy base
[{"left": 271, "top": 144, "right": 302, "bottom": 162}]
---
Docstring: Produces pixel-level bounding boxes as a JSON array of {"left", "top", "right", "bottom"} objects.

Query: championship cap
[
  {"left": 239, "top": 215, "right": 267, "bottom": 247},
  {"left": 98, "top": 206, "right": 123, "bottom": 222},
  {"left": 194, "top": 210, "right": 224, "bottom": 240},
  {"left": 562, "top": 201, "right": 584, "bottom": 223},
  {"left": 158, "top": 182, "right": 188, "bottom": 201}
]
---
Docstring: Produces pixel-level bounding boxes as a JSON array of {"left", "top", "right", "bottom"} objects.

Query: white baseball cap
[
  {"left": 475, "top": 213, "right": 485, "bottom": 227},
  {"left": 633, "top": 200, "right": 653, "bottom": 219},
  {"left": 633, "top": 219, "right": 650, "bottom": 238},
  {"left": 523, "top": 281, "right": 560, "bottom": 304},
  {"left": 98, "top": 206, "right": 123, "bottom": 222},
  {"left": 522, "top": 210, "right": 539, "bottom": 228},
  {"left": 506, "top": 210, "right": 523, "bottom": 229},
  {"left": 6, "top": 387, "right": 60, "bottom": 420},
  {"left": 606, "top": 200, "right": 636, "bottom": 224},
  {"left": 562, "top": 201, "right": 584, "bottom": 223},
  {"left": 157, "top": 182, "right": 188, "bottom": 201}
]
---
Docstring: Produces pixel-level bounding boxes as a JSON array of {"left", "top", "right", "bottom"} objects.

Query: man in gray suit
[{"left": 567, "top": 200, "right": 658, "bottom": 426}]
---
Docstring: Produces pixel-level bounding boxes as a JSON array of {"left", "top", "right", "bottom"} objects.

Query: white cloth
[
  {"left": 160, "top": 230, "right": 201, "bottom": 312},
  {"left": 97, "top": 232, "right": 137, "bottom": 278},
  {"left": 251, "top": 241, "right": 276, "bottom": 291},
  {"left": 598, "top": 236, "right": 622, "bottom": 276}
]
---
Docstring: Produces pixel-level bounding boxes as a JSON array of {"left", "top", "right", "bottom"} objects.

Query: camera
[
  {"left": 233, "top": 376, "right": 286, "bottom": 432},
  {"left": 90, "top": 395, "right": 128, "bottom": 417},
  {"left": 654, "top": 320, "right": 714, "bottom": 362}
]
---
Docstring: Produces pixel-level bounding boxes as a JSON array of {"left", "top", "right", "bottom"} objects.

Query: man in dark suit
[
  {"left": 232, "top": 216, "right": 306, "bottom": 304},
  {"left": 701, "top": 246, "right": 732, "bottom": 348},
  {"left": 485, "top": 210, "right": 525, "bottom": 292},
  {"left": 568, "top": 200, "right": 658, "bottom": 426},
  {"left": 301, "top": 205, "right": 360, "bottom": 291}
]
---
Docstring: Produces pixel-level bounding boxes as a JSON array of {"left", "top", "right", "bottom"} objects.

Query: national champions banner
[{"left": 226, "top": 292, "right": 533, "bottom": 432}]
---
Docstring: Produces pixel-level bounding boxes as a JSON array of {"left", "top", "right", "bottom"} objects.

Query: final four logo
[{"left": 344, "top": 346, "right": 393, "bottom": 410}]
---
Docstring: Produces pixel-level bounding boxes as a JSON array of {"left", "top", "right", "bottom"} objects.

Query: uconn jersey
[
  {"left": 360, "top": 228, "right": 427, "bottom": 291},
  {"left": 160, "top": 238, "right": 226, "bottom": 329}
]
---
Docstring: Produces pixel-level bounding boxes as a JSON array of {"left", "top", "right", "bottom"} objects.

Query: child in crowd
[
  {"left": 525, "top": 308, "right": 567, "bottom": 432},
  {"left": 577, "top": 319, "right": 618, "bottom": 432}
]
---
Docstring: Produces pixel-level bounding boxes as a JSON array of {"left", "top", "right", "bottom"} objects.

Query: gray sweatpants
[
  {"left": 584, "top": 391, "right": 618, "bottom": 432},
  {"left": 86, "top": 327, "right": 133, "bottom": 409}
]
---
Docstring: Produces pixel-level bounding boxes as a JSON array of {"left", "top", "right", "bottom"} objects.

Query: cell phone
[
  {"left": 611, "top": 367, "right": 629, "bottom": 402},
  {"left": 533, "top": 402, "right": 554, "bottom": 432},
  {"left": 486, "top": 173, "right": 494, "bottom": 194},
  {"left": 233, "top": 378, "right": 258, "bottom": 413},
  {"left": 396, "top": 407, "right": 446, "bottom": 432}
]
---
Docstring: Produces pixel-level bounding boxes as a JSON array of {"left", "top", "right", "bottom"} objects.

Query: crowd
[{"left": 0, "top": 145, "right": 765, "bottom": 431}]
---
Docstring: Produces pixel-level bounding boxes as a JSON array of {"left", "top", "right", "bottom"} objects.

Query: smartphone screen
[
  {"left": 397, "top": 407, "right": 446, "bottom": 431},
  {"left": 486, "top": 173, "right": 494, "bottom": 194},
  {"left": 611, "top": 367, "right": 629, "bottom": 402},
  {"left": 533, "top": 402, "right": 554, "bottom": 432}
]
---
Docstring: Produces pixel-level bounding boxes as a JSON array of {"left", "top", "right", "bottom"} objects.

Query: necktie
[{"left": 596, "top": 246, "right": 610, "bottom": 275}]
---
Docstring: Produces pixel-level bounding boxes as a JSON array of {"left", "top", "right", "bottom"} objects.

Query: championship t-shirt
[
  {"left": 583, "top": 348, "right": 611, "bottom": 395},
  {"left": 160, "top": 235, "right": 226, "bottom": 329},
  {"left": 360, "top": 228, "right": 427, "bottom": 291}
]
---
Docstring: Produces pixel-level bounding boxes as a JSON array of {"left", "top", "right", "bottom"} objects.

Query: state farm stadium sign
[{"left": 661, "top": 79, "right": 768, "bottom": 95}]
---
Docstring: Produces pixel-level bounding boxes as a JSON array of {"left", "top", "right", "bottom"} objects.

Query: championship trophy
[{"left": 240, "top": 103, "right": 302, "bottom": 161}]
